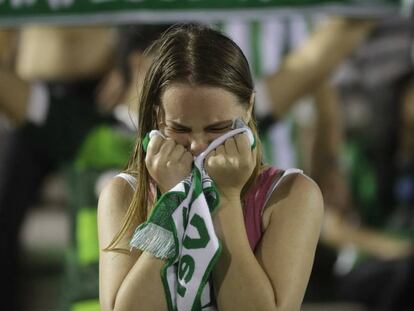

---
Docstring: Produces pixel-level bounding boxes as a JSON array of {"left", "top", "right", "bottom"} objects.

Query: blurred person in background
[
  {"left": 318, "top": 16, "right": 414, "bottom": 311},
  {"left": 97, "top": 24, "right": 173, "bottom": 121},
  {"left": 0, "top": 28, "right": 25, "bottom": 128},
  {"left": 253, "top": 16, "right": 377, "bottom": 302},
  {"left": 0, "top": 25, "right": 118, "bottom": 310},
  {"left": 334, "top": 70, "right": 414, "bottom": 311},
  {"left": 0, "top": 23, "right": 178, "bottom": 311},
  {"left": 256, "top": 15, "right": 414, "bottom": 308}
]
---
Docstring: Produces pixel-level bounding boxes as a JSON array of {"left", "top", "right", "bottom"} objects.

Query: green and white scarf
[{"left": 130, "top": 119, "right": 255, "bottom": 311}]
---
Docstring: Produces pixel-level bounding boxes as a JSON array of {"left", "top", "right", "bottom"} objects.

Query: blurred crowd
[{"left": 1, "top": 13, "right": 414, "bottom": 311}]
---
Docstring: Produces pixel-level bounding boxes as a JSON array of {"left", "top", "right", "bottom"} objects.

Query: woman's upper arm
[
  {"left": 255, "top": 173, "right": 324, "bottom": 311},
  {"left": 98, "top": 177, "right": 141, "bottom": 311}
]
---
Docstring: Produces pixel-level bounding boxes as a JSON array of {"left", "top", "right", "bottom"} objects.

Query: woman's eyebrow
[{"left": 167, "top": 121, "right": 191, "bottom": 129}]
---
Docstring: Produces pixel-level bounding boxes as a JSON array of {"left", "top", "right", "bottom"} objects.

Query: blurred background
[{"left": 1, "top": 0, "right": 414, "bottom": 310}]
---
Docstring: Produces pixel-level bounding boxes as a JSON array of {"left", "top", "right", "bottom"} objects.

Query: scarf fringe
[{"left": 130, "top": 223, "right": 176, "bottom": 259}]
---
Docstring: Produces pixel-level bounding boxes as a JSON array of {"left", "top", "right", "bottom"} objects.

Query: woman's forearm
[
  {"left": 113, "top": 252, "right": 168, "bottom": 311},
  {"left": 265, "top": 16, "right": 375, "bottom": 118},
  {"left": 213, "top": 198, "right": 277, "bottom": 311},
  {"left": 347, "top": 226, "right": 413, "bottom": 260},
  {"left": 311, "top": 83, "right": 343, "bottom": 179}
]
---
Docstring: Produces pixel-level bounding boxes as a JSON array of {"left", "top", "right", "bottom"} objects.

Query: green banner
[{"left": 0, "top": 0, "right": 400, "bottom": 26}]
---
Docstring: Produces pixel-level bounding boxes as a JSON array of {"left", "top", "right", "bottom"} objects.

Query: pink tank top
[{"left": 242, "top": 166, "right": 283, "bottom": 252}]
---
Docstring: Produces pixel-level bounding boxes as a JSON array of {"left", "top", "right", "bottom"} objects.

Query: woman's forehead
[{"left": 161, "top": 83, "right": 243, "bottom": 117}]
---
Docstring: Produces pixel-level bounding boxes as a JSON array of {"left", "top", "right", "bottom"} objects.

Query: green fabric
[
  {"left": 250, "top": 20, "right": 262, "bottom": 78},
  {"left": 0, "top": 0, "right": 399, "bottom": 17},
  {"left": 0, "top": 0, "right": 399, "bottom": 26},
  {"left": 65, "top": 169, "right": 101, "bottom": 211},
  {"left": 61, "top": 125, "right": 134, "bottom": 310},
  {"left": 71, "top": 300, "right": 100, "bottom": 311},
  {"left": 60, "top": 248, "right": 99, "bottom": 311},
  {"left": 261, "top": 130, "right": 273, "bottom": 165},
  {"left": 75, "top": 125, "right": 134, "bottom": 170},
  {"left": 64, "top": 167, "right": 105, "bottom": 249},
  {"left": 77, "top": 208, "right": 99, "bottom": 266},
  {"left": 344, "top": 140, "right": 380, "bottom": 227},
  {"left": 158, "top": 165, "right": 221, "bottom": 311},
  {"left": 131, "top": 188, "right": 188, "bottom": 259}
]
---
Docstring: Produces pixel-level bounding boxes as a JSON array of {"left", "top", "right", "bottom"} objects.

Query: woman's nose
[{"left": 189, "top": 135, "right": 209, "bottom": 157}]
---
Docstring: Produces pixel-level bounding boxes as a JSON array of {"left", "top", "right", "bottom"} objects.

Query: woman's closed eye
[
  {"left": 168, "top": 127, "right": 190, "bottom": 133},
  {"left": 166, "top": 125, "right": 231, "bottom": 133},
  {"left": 207, "top": 125, "right": 231, "bottom": 132}
]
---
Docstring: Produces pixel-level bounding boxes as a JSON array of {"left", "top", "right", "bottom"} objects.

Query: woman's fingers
[
  {"left": 234, "top": 133, "right": 251, "bottom": 157},
  {"left": 215, "top": 145, "right": 225, "bottom": 155},
  {"left": 169, "top": 144, "right": 186, "bottom": 161},
  {"left": 146, "top": 136, "right": 193, "bottom": 193},
  {"left": 216, "top": 133, "right": 252, "bottom": 157},
  {"left": 224, "top": 138, "right": 238, "bottom": 155},
  {"left": 146, "top": 134, "right": 164, "bottom": 157},
  {"left": 181, "top": 150, "right": 194, "bottom": 165},
  {"left": 205, "top": 149, "right": 215, "bottom": 165},
  {"left": 158, "top": 138, "right": 176, "bottom": 157}
]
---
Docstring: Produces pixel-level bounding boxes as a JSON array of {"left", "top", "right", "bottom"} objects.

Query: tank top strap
[
  {"left": 114, "top": 172, "right": 158, "bottom": 203},
  {"left": 261, "top": 168, "right": 304, "bottom": 216},
  {"left": 115, "top": 172, "right": 137, "bottom": 192}
]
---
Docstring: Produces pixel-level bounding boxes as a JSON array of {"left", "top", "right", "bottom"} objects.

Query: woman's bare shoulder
[
  {"left": 101, "top": 175, "right": 135, "bottom": 203},
  {"left": 268, "top": 172, "right": 324, "bottom": 218},
  {"left": 98, "top": 176, "right": 135, "bottom": 224},
  {"left": 98, "top": 176, "right": 141, "bottom": 310},
  {"left": 256, "top": 173, "right": 324, "bottom": 311}
]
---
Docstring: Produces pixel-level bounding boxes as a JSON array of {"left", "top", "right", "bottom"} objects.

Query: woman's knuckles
[
  {"left": 208, "top": 154, "right": 248, "bottom": 169},
  {"left": 182, "top": 152, "right": 193, "bottom": 163},
  {"left": 166, "top": 160, "right": 188, "bottom": 171},
  {"left": 174, "top": 144, "right": 184, "bottom": 152}
]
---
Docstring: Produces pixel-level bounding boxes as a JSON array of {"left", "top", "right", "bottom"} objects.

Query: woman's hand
[
  {"left": 205, "top": 133, "right": 256, "bottom": 201},
  {"left": 145, "top": 135, "right": 193, "bottom": 193}
]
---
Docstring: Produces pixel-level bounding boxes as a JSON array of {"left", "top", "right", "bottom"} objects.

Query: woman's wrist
[{"left": 218, "top": 188, "right": 241, "bottom": 204}]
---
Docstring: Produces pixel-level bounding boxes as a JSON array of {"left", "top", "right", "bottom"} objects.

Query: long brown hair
[{"left": 105, "top": 24, "right": 263, "bottom": 252}]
